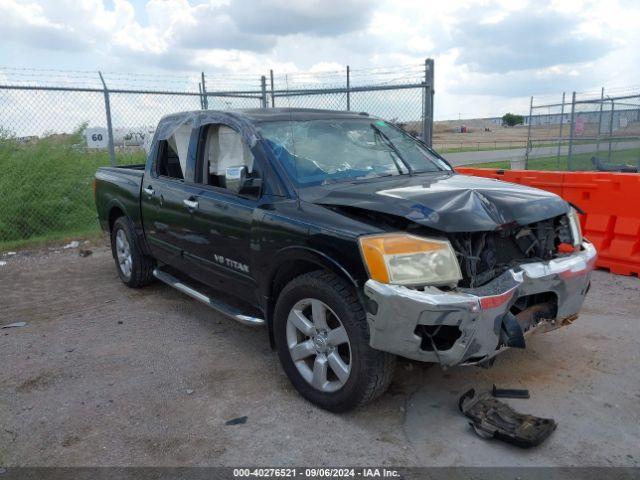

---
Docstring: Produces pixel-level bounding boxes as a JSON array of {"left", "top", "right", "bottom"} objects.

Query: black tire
[
  {"left": 273, "top": 270, "right": 396, "bottom": 412},
  {"left": 110, "top": 216, "right": 155, "bottom": 288}
]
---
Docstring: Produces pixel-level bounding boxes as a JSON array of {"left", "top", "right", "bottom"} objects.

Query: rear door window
[{"left": 155, "top": 123, "right": 192, "bottom": 180}]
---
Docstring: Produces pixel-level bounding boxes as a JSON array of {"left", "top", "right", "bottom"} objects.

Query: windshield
[{"left": 257, "top": 118, "right": 451, "bottom": 186}]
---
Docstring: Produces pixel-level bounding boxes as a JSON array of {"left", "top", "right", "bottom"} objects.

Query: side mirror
[{"left": 225, "top": 166, "right": 262, "bottom": 197}]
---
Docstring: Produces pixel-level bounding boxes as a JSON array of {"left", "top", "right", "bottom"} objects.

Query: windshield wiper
[{"left": 370, "top": 123, "right": 414, "bottom": 176}]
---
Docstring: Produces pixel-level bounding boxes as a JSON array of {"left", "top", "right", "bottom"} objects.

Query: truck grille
[{"left": 448, "top": 214, "right": 573, "bottom": 288}]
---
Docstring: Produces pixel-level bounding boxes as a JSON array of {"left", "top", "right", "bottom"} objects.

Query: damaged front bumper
[{"left": 363, "top": 241, "right": 597, "bottom": 367}]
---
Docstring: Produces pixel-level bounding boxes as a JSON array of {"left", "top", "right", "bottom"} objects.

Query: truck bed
[{"left": 94, "top": 164, "right": 146, "bottom": 233}]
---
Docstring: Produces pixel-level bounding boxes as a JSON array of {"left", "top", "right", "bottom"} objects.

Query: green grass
[
  {"left": 0, "top": 228, "right": 107, "bottom": 254},
  {"left": 436, "top": 144, "right": 525, "bottom": 154},
  {"left": 470, "top": 147, "right": 640, "bottom": 171},
  {"left": 0, "top": 128, "right": 146, "bottom": 250},
  {"left": 435, "top": 141, "right": 563, "bottom": 154}
]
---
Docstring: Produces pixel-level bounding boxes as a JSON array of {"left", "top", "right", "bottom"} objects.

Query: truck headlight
[
  {"left": 359, "top": 233, "right": 462, "bottom": 286},
  {"left": 568, "top": 208, "right": 583, "bottom": 246}
]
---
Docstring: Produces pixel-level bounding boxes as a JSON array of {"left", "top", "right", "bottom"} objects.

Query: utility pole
[
  {"left": 98, "top": 71, "right": 116, "bottom": 166},
  {"left": 422, "top": 58, "right": 434, "bottom": 146},
  {"left": 596, "top": 87, "right": 605, "bottom": 154},
  {"left": 270, "top": 69, "right": 275, "bottom": 108},
  {"left": 524, "top": 96, "right": 533, "bottom": 169},
  {"left": 567, "top": 91, "right": 577, "bottom": 170},
  {"left": 260, "top": 76, "right": 267, "bottom": 108},
  {"left": 201, "top": 72, "right": 208, "bottom": 109},
  {"left": 346, "top": 65, "right": 351, "bottom": 111}
]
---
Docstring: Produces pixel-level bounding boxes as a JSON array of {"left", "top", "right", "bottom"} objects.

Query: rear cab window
[{"left": 155, "top": 123, "right": 192, "bottom": 180}]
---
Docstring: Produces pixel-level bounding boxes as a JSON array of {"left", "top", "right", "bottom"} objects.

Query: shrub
[
  {"left": 0, "top": 127, "right": 145, "bottom": 242},
  {"left": 502, "top": 113, "right": 524, "bottom": 127}
]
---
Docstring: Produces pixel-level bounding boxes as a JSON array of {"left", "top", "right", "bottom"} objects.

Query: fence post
[
  {"left": 567, "top": 91, "right": 576, "bottom": 170},
  {"left": 261, "top": 76, "right": 267, "bottom": 108},
  {"left": 200, "top": 72, "right": 209, "bottom": 109},
  {"left": 422, "top": 58, "right": 434, "bottom": 147},
  {"left": 346, "top": 65, "right": 351, "bottom": 111},
  {"left": 596, "top": 87, "right": 604, "bottom": 154},
  {"left": 198, "top": 83, "right": 204, "bottom": 109},
  {"left": 524, "top": 96, "right": 534, "bottom": 169},
  {"left": 270, "top": 70, "right": 275, "bottom": 108},
  {"left": 98, "top": 71, "right": 116, "bottom": 167},
  {"left": 608, "top": 99, "right": 615, "bottom": 163},
  {"left": 556, "top": 92, "right": 565, "bottom": 169}
]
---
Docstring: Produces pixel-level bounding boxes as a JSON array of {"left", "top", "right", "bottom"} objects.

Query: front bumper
[{"left": 363, "top": 241, "right": 597, "bottom": 367}]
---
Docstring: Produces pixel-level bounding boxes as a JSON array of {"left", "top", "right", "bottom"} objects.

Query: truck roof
[
  {"left": 235, "top": 108, "right": 371, "bottom": 122},
  {"left": 160, "top": 108, "right": 372, "bottom": 125}
]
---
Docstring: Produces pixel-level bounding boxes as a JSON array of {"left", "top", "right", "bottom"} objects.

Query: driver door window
[{"left": 202, "top": 125, "right": 256, "bottom": 189}]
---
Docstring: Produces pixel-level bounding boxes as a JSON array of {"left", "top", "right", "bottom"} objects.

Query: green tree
[{"left": 502, "top": 113, "right": 524, "bottom": 127}]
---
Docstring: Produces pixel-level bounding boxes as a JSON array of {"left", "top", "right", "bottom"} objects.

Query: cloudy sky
[{"left": 1, "top": 0, "right": 639, "bottom": 119}]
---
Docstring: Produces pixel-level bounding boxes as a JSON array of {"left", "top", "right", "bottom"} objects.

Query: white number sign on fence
[{"left": 85, "top": 127, "right": 108, "bottom": 149}]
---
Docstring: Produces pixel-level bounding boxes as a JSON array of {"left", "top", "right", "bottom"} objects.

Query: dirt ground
[{"left": 1, "top": 239, "right": 639, "bottom": 467}]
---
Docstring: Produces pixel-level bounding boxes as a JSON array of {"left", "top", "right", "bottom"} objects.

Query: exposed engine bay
[
  {"left": 448, "top": 214, "right": 575, "bottom": 288},
  {"left": 324, "top": 203, "right": 576, "bottom": 290}
]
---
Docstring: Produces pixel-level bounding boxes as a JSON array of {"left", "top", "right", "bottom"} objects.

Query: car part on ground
[
  {"left": 492, "top": 384, "right": 530, "bottom": 399},
  {"left": 458, "top": 388, "right": 556, "bottom": 448}
]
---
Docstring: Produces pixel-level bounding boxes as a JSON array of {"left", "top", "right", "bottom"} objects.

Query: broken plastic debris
[
  {"left": 224, "top": 416, "right": 247, "bottom": 425},
  {"left": 2, "top": 322, "right": 27, "bottom": 329},
  {"left": 186, "top": 389, "right": 194, "bottom": 395},
  {"left": 6, "top": 251, "right": 16, "bottom": 256},
  {"left": 63, "top": 241, "right": 80, "bottom": 249},
  {"left": 458, "top": 388, "right": 556, "bottom": 448},
  {"left": 492, "top": 384, "right": 530, "bottom": 399}
]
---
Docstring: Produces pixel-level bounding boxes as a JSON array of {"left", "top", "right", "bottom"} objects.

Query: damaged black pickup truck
[{"left": 95, "top": 108, "right": 596, "bottom": 412}]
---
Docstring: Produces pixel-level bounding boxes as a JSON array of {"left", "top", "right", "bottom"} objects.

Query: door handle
[
  {"left": 143, "top": 185, "right": 155, "bottom": 196},
  {"left": 183, "top": 198, "right": 199, "bottom": 209}
]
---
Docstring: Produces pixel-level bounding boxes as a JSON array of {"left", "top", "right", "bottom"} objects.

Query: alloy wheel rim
[
  {"left": 286, "top": 298, "right": 352, "bottom": 393},
  {"left": 115, "top": 229, "right": 132, "bottom": 279}
]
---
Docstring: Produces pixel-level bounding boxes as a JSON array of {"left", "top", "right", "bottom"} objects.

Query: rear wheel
[
  {"left": 110, "top": 216, "right": 154, "bottom": 288},
  {"left": 274, "top": 270, "right": 395, "bottom": 412}
]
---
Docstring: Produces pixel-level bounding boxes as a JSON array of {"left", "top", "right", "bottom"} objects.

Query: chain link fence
[
  {"left": 524, "top": 87, "right": 640, "bottom": 171},
  {"left": 0, "top": 61, "right": 433, "bottom": 246}
]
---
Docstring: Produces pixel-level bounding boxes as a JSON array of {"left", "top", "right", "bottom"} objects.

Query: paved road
[
  {"left": 443, "top": 140, "right": 640, "bottom": 166},
  {"left": 1, "top": 241, "right": 639, "bottom": 467}
]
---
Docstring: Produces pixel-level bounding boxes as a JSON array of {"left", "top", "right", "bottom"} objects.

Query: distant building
[{"left": 524, "top": 108, "right": 640, "bottom": 127}]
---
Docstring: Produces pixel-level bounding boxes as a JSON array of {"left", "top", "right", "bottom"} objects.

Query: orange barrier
[{"left": 457, "top": 168, "right": 640, "bottom": 277}]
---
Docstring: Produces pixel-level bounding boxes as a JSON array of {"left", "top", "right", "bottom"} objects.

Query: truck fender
[
  {"left": 262, "top": 246, "right": 360, "bottom": 348},
  {"left": 106, "top": 199, "right": 152, "bottom": 256}
]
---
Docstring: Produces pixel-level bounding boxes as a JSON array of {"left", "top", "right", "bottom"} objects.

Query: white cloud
[{"left": 0, "top": 0, "right": 639, "bottom": 119}]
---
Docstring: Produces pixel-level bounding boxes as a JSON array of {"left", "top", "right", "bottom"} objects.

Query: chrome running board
[{"left": 152, "top": 268, "right": 265, "bottom": 327}]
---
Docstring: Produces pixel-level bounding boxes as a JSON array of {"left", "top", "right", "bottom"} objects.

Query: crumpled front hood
[{"left": 304, "top": 172, "right": 570, "bottom": 232}]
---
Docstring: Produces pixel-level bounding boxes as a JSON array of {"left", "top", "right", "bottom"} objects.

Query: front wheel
[{"left": 273, "top": 270, "right": 395, "bottom": 412}]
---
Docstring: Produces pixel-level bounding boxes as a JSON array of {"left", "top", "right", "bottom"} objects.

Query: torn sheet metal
[{"left": 459, "top": 388, "right": 556, "bottom": 448}]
